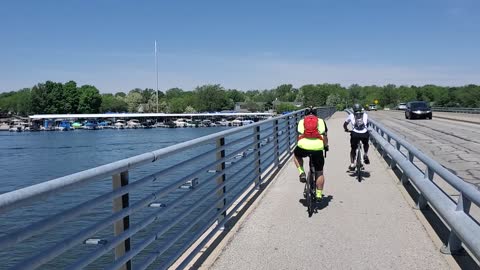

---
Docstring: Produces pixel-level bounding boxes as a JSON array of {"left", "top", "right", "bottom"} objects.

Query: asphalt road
[{"left": 369, "top": 110, "right": 480, "bottom": 189}]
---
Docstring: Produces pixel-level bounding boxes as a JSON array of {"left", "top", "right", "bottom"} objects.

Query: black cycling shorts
[
  {"left": 294, "top": 146, "right": 325, "bottom": 172},
  {"left": 350, "top": 132, "right": 369, "bottom": 151}
]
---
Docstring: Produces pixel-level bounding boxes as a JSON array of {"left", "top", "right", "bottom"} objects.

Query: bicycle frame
[
  {"left": 355, "top": 140, "right": 364, "bottom": 182},
  {"left": 304, "top": 156, "right": 316, "bottom": 217}
]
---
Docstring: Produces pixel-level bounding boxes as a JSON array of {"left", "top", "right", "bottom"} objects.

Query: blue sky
[{"left": 1, "top": 0, "right": 479, "bottom": 93}]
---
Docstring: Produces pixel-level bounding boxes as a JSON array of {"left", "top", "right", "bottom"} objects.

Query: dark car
[{"left": 405, "top": 101, "right": 432, "bottom": 119}]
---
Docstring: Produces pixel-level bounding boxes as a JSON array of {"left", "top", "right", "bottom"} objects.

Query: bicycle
[
  {"left": 303, "top": 149, "right": 327, "bottom": 217},
  {"left": 354, "top": 140, "right": 364, "bottom": 182},
  {"left": 303, "top": 154, "right": 317, "bottom": 217},
  {"left": 346, "top": 130, "right": 365, "bottom": 182}
]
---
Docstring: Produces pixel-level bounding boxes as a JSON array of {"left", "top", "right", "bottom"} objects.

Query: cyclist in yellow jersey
[{"left": 293, "top": 106, "right": 329, "bottom": 200}]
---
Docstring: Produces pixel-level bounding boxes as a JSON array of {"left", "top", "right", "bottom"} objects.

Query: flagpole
[{"left": 155, "top": 40, "right": 158, "bottom": 113}]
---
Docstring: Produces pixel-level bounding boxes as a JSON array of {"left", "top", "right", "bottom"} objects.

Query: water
[
  {"left": 0, "top": 127, "right": 232, "bottom": 269},
  {"left": 0, "top": 128, "right": 228, "bottom": 193},
  {"left": 0, "top": 123, "right": 288, "bottom": 269}
]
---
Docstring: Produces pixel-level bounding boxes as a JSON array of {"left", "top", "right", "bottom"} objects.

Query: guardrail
[
  {"left": 0, "top": 107, "right": 336, "bottom": 269},
  {"left": 431, "top": 107, "right": 480, "bottom": 114},
  {"left": 367, "top": 118, "right": 480, "bottom": 262}
]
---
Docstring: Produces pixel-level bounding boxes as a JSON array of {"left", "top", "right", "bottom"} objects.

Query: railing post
[
  {"left": 254, "top": 126, "right": 262, "bottom": 189},
  {"left": 408, "top": 151, "right": 414, "bottom": 163},
  {"left": 112, "top": 171, "right": 131, "bottom": 270},
  {"left": 274, "top": 119, "right": 279, "bottom": 167},
  {"left": 216, "top": 137, "right": 226, "bottom": 224},
  {"left": 287, "top": 116, "right": 292, "bottom": 150},
  {"left": 441, "top": 193, "right": 472, "bottom": 255},
  {"left": 414, "top": 167, "right": 433, "bottom": 210}
]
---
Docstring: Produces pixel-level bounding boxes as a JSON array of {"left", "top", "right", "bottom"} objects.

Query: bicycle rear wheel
[
  {"left": 356, "top": 147, "right": 362, "bottom": 182},
  {"left": 307, "top": 175, "right": 315, "bottom": 216}
]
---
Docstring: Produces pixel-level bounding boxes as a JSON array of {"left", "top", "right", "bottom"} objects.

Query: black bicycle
[
  {"left": 303, "top": 149, "right": 327, "bottom": 217},
  {"left": 346, "top": 130, "right": 364, "bottom": 182},
  {"left": 354, "top": 139, "right": 364, "bottom": 182},
  {"left": 303, "top": 154, "right": 316, "bottom": 216}
]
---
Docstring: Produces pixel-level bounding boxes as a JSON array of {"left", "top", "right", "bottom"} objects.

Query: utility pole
[{"left": 155, "top": 40, "right": 159, "bottom": 113}]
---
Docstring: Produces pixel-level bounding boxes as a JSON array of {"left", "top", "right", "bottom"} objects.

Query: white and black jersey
[{"left": 345, "top": 112, "right": 368, "bottom": 134}]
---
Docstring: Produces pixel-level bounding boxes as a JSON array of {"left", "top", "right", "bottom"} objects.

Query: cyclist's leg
[
  {"left": 312, "top": 150, "right": 325, "bottom": 199},
  {"left": 361, "top": 133, "right": 370, "bottom": 164},
  {"left": 350, "top": 133, "right": 359, "bottom": 169},
  {"left": 293, "top": 146, "right": 307, "bottom": 182}
]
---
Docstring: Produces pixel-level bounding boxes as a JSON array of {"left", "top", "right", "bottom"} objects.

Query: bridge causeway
[
  {"left": 2, "top": 109, "right": 478, "bottom": 269},
  {"left": 204, "top": 113, "right": 452, "bottom": 269}
]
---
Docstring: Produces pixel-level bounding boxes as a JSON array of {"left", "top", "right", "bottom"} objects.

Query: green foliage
[
  {"left": 275, "top": 103, "right": 297, "bottom": 113},
  {"left": 125, "top": 91, "right": 143, "bottom": 112},
  {"left": 300, "top": 84, "right": 338, "bottom": 106},
  {"left": 77, "top": 85, "right": 102, "bottom": 113},
  {"left": 165, "top": 88, "right": 184, "bottom": 100},
  {"left": 100, "top": 94, "right": 128, "bottom": 113},
  {"left": 226, "top": 89, "right": 245, "bottom": 103},
  {"left": 2, "top": 81, "right": 480, "bottom": 116},
  {"left": 193, "top": 84, "right": 231, "bottom": 112},
  {"left": 168, "top": 97, "right": 188, "bottom": 113},
  {"left": 243, "top": 100, "right": 262, "bottom": 112},
  {"left": 184, "top": 105, "right": 196, "bottom": 113}
]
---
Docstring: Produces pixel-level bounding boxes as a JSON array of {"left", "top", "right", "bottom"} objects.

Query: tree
[
  {"left": 273, "top": 84, "right": 297, "bottom": 102},
  {"left": 125, "top": 91, "right": 143, "bottom": 112},
  {"left": 115, "top": 92, "right": 126, "bottom": 98},
  {"left": 63, "top": 81, "right": 79, "bottom": 114},
  {"left": 244, "top": 100, "right": 261, "bottom": 112},
  {"left": 100, "top": 94, "right": 128, "bottom": 112},
  {"left": 226, "top": 89, "right": 245, "bottom": 103},
  {"left": 326, "top": 93, "right": 343, "bottom": 110},
  {"left": 184, "top": 105, "right": 196, "bottom": 113},
  {"left": 168, "top": 97, "right": 188, "bottom": 113},
  {"left": 193, "top": 84, "right": 230, "bottom": 112},
  {"left": 165, "top": 88, "right": 184, "bottom": 100},
  {"left": 275, "top": 102, "right": 297, "bottom": 113},
  {"left": 77, "top": 85, "right": 102, "bottom": 113}
]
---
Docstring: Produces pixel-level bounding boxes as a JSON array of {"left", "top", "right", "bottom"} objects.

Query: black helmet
[
  {"left": 352, "top": 103, "right": 362, "bottom": 112},
  {"left": 305, "top": 106, "right": 316, "bottom": 116}
]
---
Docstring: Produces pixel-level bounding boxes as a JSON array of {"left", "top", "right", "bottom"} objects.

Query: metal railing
[
  {"left": 367, "top": 118, "right": 480, "bottom": 262},
  {"left": 431, "top": 107, "right": 480, "bottom": 114},
  {"left": 0, "top": 107, "right": 336, "bottom": 269}
]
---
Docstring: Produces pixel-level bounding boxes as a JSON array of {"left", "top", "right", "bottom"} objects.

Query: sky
[{"left": 1, "top": 0, "right": 479, "bottom": 93}]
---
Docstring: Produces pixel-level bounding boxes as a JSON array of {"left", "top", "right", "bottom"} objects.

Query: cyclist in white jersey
[{"left": 343, "top": 103, "right": 370, "bottom": 170}]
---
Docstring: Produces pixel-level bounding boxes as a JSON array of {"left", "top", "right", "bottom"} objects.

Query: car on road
[
  {"left": 368, "top": 104, "right": 377, "bottom": 111},
  {"left": 405, "top": 101, "right": 432, "bottom": 119},
  {"left": 397, "top": 103, "right": 407, "bottom": 110}
]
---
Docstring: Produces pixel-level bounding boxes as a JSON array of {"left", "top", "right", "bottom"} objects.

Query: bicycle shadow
[
  {"left": 299, "top": 195, "right": 333, "bottom": 211},
  {"left": 346, "top": 169, "right": 371, "bottom": 180}
]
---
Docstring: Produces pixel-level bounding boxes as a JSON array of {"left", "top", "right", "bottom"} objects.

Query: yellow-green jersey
[{"left": 297, "top": 118, "right": 327, "bottom": 151}]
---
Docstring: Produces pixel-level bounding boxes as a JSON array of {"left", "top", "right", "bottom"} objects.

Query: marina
[{"left": 0, "top": 112, "right": 274, "bottom": 132}]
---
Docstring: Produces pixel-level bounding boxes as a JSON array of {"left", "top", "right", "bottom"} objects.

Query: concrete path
[{"left": 208, "top": 112, "right": 451, "bottom": 270}]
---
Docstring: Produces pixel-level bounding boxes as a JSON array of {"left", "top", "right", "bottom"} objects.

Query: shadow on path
[{"left": 298, "top": 195, "right": 334, "bottom": 214}]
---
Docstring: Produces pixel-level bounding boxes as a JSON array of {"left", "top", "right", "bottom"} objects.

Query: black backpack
[{"left": 353, "top": 112, "right": 365, "bottom": 130}]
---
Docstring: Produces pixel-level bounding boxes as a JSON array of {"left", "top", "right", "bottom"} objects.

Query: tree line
[{"left": 1, "top": 80, "right": 479, "bottom": 116}]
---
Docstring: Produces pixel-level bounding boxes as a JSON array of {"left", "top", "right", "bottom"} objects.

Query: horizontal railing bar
[
  {"left": 140, "top": 169, "right": 255, "bottom": 269},
  {"left": 3, "top": 108, "right": 336, "bottom": 268},
  {"left": 69, "top": 157, "right": 259, "bottom": 269},
  {"left": 89, "top": 173, "right": 231, "bottom": 269},
  {"left": 161, "top": 174, "right": 260, "bottom": 269},
  {"left": 0, "top": 110, "right": 304, "bottom": 214},
  {"left": 135, "top": 169, "right": 255, "bottom": 269},
  {"left": 0, "top": 141, "right": 229, "bottom": 249},
  {"left": 370, "top": 128, "right": 480, "bottom": 261},
  {"left": 15, "top": 152, "right": 239, "bottom": 270},
  {"left": 0, "top": 137, "right": 237, "bottom": 249},
  {"left": 113, "top": 196, "right": 227, "bottom": 270},
  {"left": 369, "top": 119, "right": 480, "bottom": 206}
]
